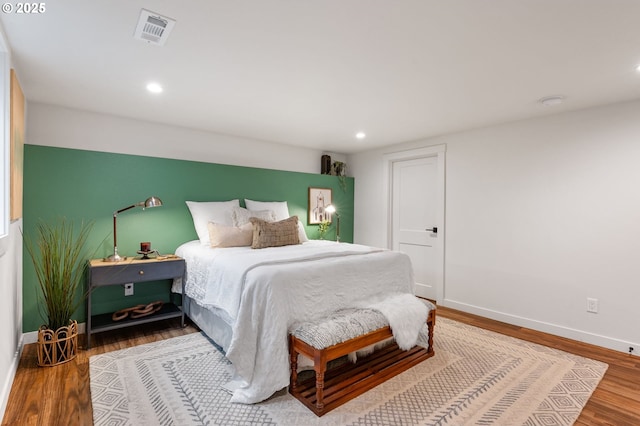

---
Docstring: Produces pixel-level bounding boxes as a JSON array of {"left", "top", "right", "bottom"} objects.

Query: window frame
[{"left": 0, "top": 33, "right": 10, "bottom": 254}]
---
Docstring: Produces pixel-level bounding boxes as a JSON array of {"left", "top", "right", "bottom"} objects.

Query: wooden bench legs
[
  {"left": 290, "top": 348, "right": 328, "bottom": 412},
  {"left": 289, "top": 309, "right": 436, "bottom": 416}
]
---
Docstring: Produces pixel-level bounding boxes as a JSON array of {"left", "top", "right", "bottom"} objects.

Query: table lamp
[{"left": 106, "top": 196, "right": 162, "bottom": 262}]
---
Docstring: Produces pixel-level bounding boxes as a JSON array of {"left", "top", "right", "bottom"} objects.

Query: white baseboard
[
  {"left": 0, "top": 334, "right": 24, "bottom": 422},
  {"left": 22, "top": 329, "right": 38, "bottom": 345},
  {"left": 442, "top": 299, "right": 639, "bottom": 356}
]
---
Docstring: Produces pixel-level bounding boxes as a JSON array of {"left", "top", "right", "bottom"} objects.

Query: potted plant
[
  {"left": 331, "top": 161, "right": 348, "bottom": 191},
  {"left": 24, "top": 218, "right": 93, "bottom": 366}
]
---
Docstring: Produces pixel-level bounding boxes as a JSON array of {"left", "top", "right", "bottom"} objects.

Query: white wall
[
  {"left": 0, "top": 219, "right": 23, "bottom": 420},
  {"left": 349, "top": 99, "right": 640, "bottom": 354},
  {"left": 28, "top": 103, "right": 330, "bottom": 174}
]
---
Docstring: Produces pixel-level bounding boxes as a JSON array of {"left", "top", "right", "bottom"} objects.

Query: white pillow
[
  {"left": 297, "top": 222, "right": 309, "bottom": 242},
  {"left": 231, "top": 206, "right": 276, "bottom": 227},
  {"left": 186, "top": 200, "right": 240, "bottom": 245},
  {"left": 208, "top": 222, "right": 253, "bottom": 248},
  {"left": 245, "top": 199, "right": 290, "bottom": 221}
]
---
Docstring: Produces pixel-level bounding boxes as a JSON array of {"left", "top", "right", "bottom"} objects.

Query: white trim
[
  {"left": 0, "top": 32, "right": 10, "bottom": 253},
  {"left": 0, "top": 335, "right": 23, "bottom": 420},
  {"left": 382, "top": 144, "right": 446, "bottom": 302},
  {"left": 443, "top": 298, "right": 640, "bottom": 356},
  {"left": 22, "top": 329, "right": 38, "bottom": 345}
]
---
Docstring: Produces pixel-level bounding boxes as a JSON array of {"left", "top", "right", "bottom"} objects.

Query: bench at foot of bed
[{"left": 288, "top": 302, "right": 436, "bottom": 417}]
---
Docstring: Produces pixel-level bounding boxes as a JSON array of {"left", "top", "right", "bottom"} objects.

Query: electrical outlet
[
  {"left": 124, "top": 283, "right": 134, "bottom": 296},
  {"left": 586, "top": 297, "right": 598, "bottom": 313}
]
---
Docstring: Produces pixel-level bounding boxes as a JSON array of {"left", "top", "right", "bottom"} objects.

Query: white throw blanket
[{"left": 355, "top": 292, "right": 428, "bottom": 350}]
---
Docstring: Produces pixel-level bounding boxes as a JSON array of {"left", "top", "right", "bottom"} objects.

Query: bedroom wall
[
  {"left": 22, "top": 144, "right": 354, "bottom": 333},
  {"left": 349, "top": 99, "right": 640, "bottom": 354},
  {"left": 28, "top": 102, "right": 349, "bottom": 174}
]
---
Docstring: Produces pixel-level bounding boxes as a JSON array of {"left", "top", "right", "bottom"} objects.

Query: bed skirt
[{"left": 184, "top": 296, "right": 233, "bottom": 352}]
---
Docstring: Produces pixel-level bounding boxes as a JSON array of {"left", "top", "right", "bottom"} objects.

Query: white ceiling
[{"left": 2, "top": 1, "right": 640, "bottom": 154}]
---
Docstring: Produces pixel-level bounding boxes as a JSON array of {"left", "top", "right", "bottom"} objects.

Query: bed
[{"left": 174, "top": 199, "right": 428, "bottom": 404}]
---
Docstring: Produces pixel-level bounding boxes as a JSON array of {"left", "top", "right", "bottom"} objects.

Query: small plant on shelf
[{"left": 331, "top": 161, "right": 348, "bottom": 192}]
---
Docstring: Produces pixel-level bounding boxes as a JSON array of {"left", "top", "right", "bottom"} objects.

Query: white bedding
[{"left": 176, "top": 240, "right": 418, "bottom": 404}]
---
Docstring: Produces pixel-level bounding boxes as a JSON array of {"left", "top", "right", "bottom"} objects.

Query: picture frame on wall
[{"left": 308, "top": 187, "right": 332, "bottom": 224}]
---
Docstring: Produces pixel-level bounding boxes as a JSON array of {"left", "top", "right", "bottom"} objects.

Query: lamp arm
[
  {"left": 115, "top": 204, "right": 138, "bottom": 215},
  {"left": 111, "top": 204, "right": 138, "bottom": 256},
  {"left": 112, "top": 213, "right": 118, "bottom": 257}
]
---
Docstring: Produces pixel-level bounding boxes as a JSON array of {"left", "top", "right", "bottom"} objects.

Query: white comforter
[{"left": 177, "top": 240, "right": 417, "bottom": 404}]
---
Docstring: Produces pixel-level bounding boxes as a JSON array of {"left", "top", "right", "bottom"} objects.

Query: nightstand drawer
[{"left": 90, "top": 259, "right": 185, "bottom": 286}]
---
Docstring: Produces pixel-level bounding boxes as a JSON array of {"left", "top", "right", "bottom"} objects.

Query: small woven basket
[{"left": 37, "top": 320, "right": 78, "bottom": 367}]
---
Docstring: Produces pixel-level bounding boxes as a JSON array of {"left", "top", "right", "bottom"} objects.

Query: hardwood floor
[
  {"left": 2, "top": 307, "right": 639, "bottom": 425},
  {"left": 2, "top": 319, "right": 200, "bottom": 426}
]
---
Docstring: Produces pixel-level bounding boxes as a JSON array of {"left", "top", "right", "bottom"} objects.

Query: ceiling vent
[{"left": 133, "top": 9, "right": 176, "bottom": 46}]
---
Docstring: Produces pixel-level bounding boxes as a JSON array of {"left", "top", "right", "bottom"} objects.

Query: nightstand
[{"left": 86, "top": 256, "right": 186, "bottom": 348}]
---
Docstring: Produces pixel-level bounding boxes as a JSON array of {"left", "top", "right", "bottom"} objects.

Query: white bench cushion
[{"left": 290, "top": 308, "right": 389, "bottom": 350}]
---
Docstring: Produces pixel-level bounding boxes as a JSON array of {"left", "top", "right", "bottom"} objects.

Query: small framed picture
[{"left": 308, "top": 187, "right": 333, "bottom": 224}]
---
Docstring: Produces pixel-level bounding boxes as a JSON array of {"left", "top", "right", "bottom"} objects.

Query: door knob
[{"left": 425, "top": 227, "right": 438, "bottom": 234}]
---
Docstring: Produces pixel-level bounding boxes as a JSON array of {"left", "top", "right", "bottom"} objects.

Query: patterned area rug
[{"left": 90, "top": 318, "right": 607, "bottom": 425}]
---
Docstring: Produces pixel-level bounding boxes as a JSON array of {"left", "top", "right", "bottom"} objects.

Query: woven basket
[{"left": 37, "top": 320, "right": 78, "bottom": 367}]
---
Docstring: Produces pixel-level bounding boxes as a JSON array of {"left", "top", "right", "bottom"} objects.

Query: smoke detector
[{"left": 134, "top": 9, "right": 176, "bottom": 46}]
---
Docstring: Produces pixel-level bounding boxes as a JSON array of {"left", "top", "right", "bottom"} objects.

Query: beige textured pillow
[
  {"left": 250, "top": 216, "right": 300, "bottom": 249},
  {"left": 208, "top": 222, "right": 253, "bottom": 248}
]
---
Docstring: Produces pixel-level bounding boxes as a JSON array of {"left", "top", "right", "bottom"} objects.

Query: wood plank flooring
[{"left": 2, "top": 307, "right": 639, "bottom": 425}]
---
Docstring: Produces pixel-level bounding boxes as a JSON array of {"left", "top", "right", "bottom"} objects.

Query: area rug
[{"left": 90, "top": 318, "right": 607, "bottom": 425}]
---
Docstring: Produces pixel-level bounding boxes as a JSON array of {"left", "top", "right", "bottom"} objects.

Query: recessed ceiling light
[
  {"left": 635, "top": 64, "right": 640, "bottom": 73},
  {"left": 539, "top": 95, "right": 564, "bottom": 106},
  {"left": 146, "top": 82, "right": 163, "bottom": 93},
  {"left": 355, "top": 132, "right": 366, "bottom": 140}
]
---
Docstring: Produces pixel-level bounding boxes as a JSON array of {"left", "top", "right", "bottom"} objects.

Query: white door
[{"left": 391, "top": 155, "right": 442, "bottom": 301}]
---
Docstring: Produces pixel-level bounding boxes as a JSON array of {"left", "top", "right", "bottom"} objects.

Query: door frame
[{"left": 382, "top": 144, "right": 446, "bottom": 303}]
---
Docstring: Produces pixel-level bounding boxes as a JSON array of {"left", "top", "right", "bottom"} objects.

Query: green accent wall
[{"left": 23, "top": 145, "right": 354, "bottom": 332}]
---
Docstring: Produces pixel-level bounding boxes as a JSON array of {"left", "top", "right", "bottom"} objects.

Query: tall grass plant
[{"left": 24, "top": 218, "right": 93, "bottom": 330}]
